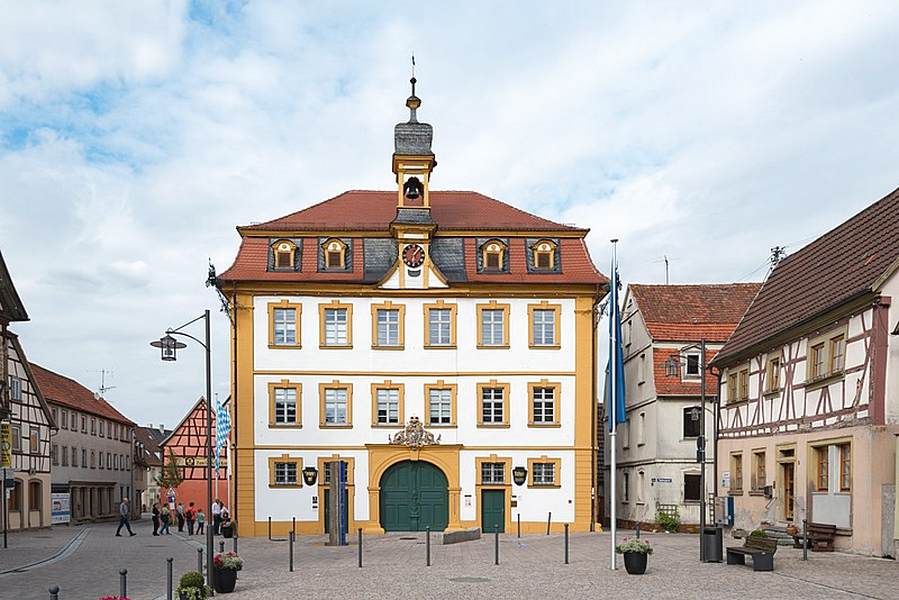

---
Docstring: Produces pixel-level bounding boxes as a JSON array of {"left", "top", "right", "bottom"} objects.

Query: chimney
[{"left": 159, "top": 424, "right": 165, "bottom": 434}]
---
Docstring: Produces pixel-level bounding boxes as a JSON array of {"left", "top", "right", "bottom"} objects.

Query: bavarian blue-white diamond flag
[{"left": 215, "top": 397, "right": 231, "bottom": 474}]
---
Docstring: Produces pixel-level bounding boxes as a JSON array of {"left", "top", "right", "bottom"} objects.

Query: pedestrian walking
[
  {"left": 186, "top": 502, "right": 196, "bottom": 535},
  {"left": 115, "top": 497, "right": 136, "bottom": 537},
  {"left": 196, "top": 509, "right": 205, "bottom": 535},
  {"left": 176, "top": 502, "right": 185, "bottom": 532},
  {"left": 151, "top": 502, "right": 160, "bottom": 536},
  {"left": 212, "top": 498, "right": 222, "bottom": 535},
  {"left": 161, "top": 504, "right": 172, "bottom": 535}
]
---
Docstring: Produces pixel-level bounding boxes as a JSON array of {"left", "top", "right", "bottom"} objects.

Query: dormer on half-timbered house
[
  {"left": 711, "top": 186, "right": 899, "bottom": 557},
  {"left": 216, "top": 79, "right": 607, "bottom": 538},
  {"left": 0, "top": 250, "right": 55, "bottom": 530}
]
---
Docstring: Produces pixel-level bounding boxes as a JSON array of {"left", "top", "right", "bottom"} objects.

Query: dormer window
[
  {"left": 482, "top": 240, "right": 506, "bottom": 271},
  {"left": 533, "top": 240, "right": 556, "bottom": 270},
  {"left": 323, "top": 238, "right": 347, "bottom": 270},
  {"left": 273, "top": 240, "right": 296, "bottom": 270}
]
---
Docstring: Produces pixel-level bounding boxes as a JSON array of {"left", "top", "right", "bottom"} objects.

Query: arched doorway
[{"left": 379, "top": 460, "right": 448, "bottom": 532}]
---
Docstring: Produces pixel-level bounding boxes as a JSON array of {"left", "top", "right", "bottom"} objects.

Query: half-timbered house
[
  {"left": 0, "top": 250, "right": 55, "bottom": 530},
  {"left": 712, "top": 186, "right": 899, "bottom": 556},
  {"left": 159, "top": 398, "right": 229, "bottom": 511}
]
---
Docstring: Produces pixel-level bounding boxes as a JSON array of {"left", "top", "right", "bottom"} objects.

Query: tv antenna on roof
[{"left": 96, "top": 369, "right": 116, "bottom": 397}]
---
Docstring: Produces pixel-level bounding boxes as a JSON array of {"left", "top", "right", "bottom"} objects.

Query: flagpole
[{"left": 609, "top": 238, "right": 618, "bottom": 571}]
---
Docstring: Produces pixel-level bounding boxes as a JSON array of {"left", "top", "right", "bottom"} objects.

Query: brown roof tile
[
  {"left": 715, "top": 186, "right": 899, "bottom": 364},
  {"left": 629, "top": 283, "right": 762, "bottom": 342},
  {"left": 31, "top": 364, "right": 135, "bottom": 426}
]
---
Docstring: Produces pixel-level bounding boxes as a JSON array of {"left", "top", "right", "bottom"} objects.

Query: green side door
[
  {"left": 481, "top": 490, "right": 505, "bottom": 533},
  {"left": 380, "top": 461, "right": 448, "bottom": 532}
]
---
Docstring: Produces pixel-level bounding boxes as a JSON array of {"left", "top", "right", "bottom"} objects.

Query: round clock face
[{"left": 402, "top": 243, "right": 425, "bottom": 268}]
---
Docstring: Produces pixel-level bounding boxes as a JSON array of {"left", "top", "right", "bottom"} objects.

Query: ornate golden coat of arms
[{"left": 389, "top": 416, "right": 441, "bottom": 449}]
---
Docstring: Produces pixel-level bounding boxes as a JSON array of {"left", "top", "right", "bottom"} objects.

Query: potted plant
[
  {"left": 616, "top": 538, "right": 653, "bottom": 574},
  {"left": 655, "top": 509, "right": 680, "bottom": 533},
  {"left": 213, "top": 551, "right": 243, "bottom": 594},
  {"left": 176, "top": 571, "right": 210, "bottom": 600}
]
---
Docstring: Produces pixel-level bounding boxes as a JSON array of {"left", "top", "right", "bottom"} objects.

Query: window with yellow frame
[
  {"left": 319, "top": 381, "right": 353, "bottom": 428},
  {"left": 476, "top": 301, "right": 510, "bottom": 348},
  {"left": 272, "top": 239, "right": 297, "bottom": 270},
  {"left": 528, "top": 301, "right": 561, "bottom": 348},
  {"left": 532, "top": 239, "right": 557, "bottom": 270},
  {"left": 371, "top": 381, "right": 404, "bottom": 427},
  {"left": 527, "top": 456, "right": 561, "bottom": 488},
  {"left": 319, "top": 300, "right": 352, "bottom": 348},
  {"left": 423, "top": 301, "right": 457, "bottom": 348},
  {"left": 322, "top": 238, "right": 347, "bottom": 270},
  {"left": 424, "top": 381, "right": 457, "bottom": 427},
  {"left": 268, "top": 454, "right": 302, "bottom": 488},
  {"left": 268, "top": 300, "right": 301, "bottom": 348},
  {"left": 528, "top": 380, "right": 560, "bottom": 427},
  {"left": 476, "top": 381, "right": 509, "bottom": 427},
  {"left": 268, "top": 380, "right": 302, "bottom": 428},
  {"left": 481, "top": 239, "right": 506, "bottom": 271},
  {"left": 371, "top": 301, "right": 405, "bottom": 349}
]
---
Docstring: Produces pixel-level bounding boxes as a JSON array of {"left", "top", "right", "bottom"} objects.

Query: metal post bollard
[
  {"left": 636, "top": 521, "right": 641, "bottom": 539},
  {"left": 494, "top": 526, "right": 500, "bottom": 565},
  {"left": 166, "top": 557, "right": 173, "bottom": 600},
  {"left": 119, "top": 569, "right": 128, "bottom": 598},
  {"left": 233, "top": 531, "right": 239, "bottom": 553},
  {"left": 802, "top": 519, "right": 808, "bottom": 561},
  {"left": 219, "top": 540, "right": 225, "bottom": 553},
  {"left": 564, "top": 523, "right": 569, "bottom": 564},
  {"left": 197, "top": 547, "right": 203, "bottom": 573},
  {"left": 517, "top": 513, "right": 521, "bottom": 538},
  {"left": 546, "top": 511, "right": 552, "bottom": 535},
  {"left": 48, "top": 585, "right": 60, "bottom": 600},
  {"left": 426, "top": 527, "right": 431, "bottom": 567},
  {"left": 292, "top": 516, "right": 296, "bottom": 536},
  {"left": 358, "top": 528, "right": 363, "bottom": 568},
  {"left": 268, "top": 516, "right": 272, "bottom": 541},
  {"left": 289, "top": 531, "right": 295, "bottom": 572}
]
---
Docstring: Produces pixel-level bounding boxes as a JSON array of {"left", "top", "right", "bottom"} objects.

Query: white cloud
[{"left": 2, "top": 1, "right": 899, "bottom": 425}]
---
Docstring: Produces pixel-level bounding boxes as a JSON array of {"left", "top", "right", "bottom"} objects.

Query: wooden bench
[
  {"left": 726, "top": 536, "right": 778, "bottom": 571},
  {"left": 792, "top": 522, "right": 837, "bottom": 552}
]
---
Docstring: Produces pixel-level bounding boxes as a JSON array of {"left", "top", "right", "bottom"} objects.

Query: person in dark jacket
[{"left": 151, "top": 503, "right": 160, "bottom": 536}]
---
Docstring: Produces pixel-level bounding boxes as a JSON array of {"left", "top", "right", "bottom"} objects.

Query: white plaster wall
[
  {"left": 253, "top": 296, "right": 576, "bottom": 375},
  {"left": 881, "top": 272, "right": 899, "bottom": 423},
  {"left": 254, "top": 449, "right": 370, "bottom": 522}
]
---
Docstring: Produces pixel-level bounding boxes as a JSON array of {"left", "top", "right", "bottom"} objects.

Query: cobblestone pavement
[
  {"left": 224, "top": 530, "right": 898, "bottom": 600},
  {"left": 0, "top": 518, "right": 209, "bottom": 600},
  {"left": 2, "top": 526, "right": 897, "bottom": 599}
]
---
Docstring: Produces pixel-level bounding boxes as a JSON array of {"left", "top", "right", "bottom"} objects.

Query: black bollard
[
  {"left": 494, "top": 526, "right": 499, "bottom": 565},
  {"left": 166, "top": 557, "right": 173, "bottom": 600},
  {"left": 48, "top": 585, "right": 59, "bottom": 600},
  {"left": 268, "top": 516, "right": 272, "bottom": 541},
  {"left": 636, "top": 521, "right": 641, "bottom": 539},
  {"left": 289, "top": 531, "right": 295, "bottom": 572},
  {"left": 358, "top": 528, "right": 363, "bottom": 568},
  {"left": 546, "top": 511, "right": 552, "bottom": 535},
  {"left": 517, "top": 513, "right": 521, "bottom": 538},
  {"left": 292, "top": 516, "right": 296, "bottom": 535},
  {"left": 197, "top": 547, "right": 203, "bottom": 573},
  {"left": 426, "top": 527, "right": 431, "bottom": 567},
  {"left": 233, "top": 532, "right": 239, "bottom": 553},
  {"left": 119, "top": 568, "right": 128, "bottom": 598},
  {"left": 219, "top": 540, "right": 225, "bottom": 553},
  {"left": 564, "top": 523, "right": 569, "bottom": 564}
]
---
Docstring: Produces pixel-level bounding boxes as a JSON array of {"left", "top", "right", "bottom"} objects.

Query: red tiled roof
[
  {"left": 241, "top": 190, "right": 585, "bottom": 233},
  {"left": 653, "top": 347, "right": 720, "bottom": 396},
  {"left": 715, "top": 186, "right": 899, "bottom": 364},
  {"left": 629, "top": 283, "right": 762, "bottom": 342},
  {"left": 31, "top": 364, "right": 135, "bottom": 426}
]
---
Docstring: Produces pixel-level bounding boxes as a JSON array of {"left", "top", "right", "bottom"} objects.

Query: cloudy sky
[{"left": 2, "top": 1, "right": 899, "bottom": 427}]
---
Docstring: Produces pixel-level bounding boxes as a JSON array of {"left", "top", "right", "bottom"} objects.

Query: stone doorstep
[{"left": 439, "top": 528, "right": 482, "bottom": 545}]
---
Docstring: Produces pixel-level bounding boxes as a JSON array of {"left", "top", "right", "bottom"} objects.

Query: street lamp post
[{"left": 150, "top": 310, "right": 214, "bottom": 590}]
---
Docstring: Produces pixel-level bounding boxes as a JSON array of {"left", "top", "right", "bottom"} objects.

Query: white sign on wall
[
  {"left": 721, "top": 471, "right": 731, "bottom": 489},
  {"left": 51, "top": 492, "right": 70, "bottom": 524}
]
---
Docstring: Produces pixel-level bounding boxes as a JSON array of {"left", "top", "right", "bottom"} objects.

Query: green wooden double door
[{"left": 379, "top": 461, "right": 448, "bottom": 532}]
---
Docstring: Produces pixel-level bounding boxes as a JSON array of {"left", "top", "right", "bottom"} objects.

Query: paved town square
[{"left": 2, "top": 520, "right": 897, "bottom": 599}]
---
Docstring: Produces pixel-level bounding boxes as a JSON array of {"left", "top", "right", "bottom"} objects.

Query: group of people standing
[{"left": 150, "top": 497, "right": 229, "bottom": 536}]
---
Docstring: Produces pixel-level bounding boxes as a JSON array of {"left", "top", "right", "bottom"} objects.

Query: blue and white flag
[
  {"left": 215, "top": 397, "right": 231, "bottom": 474},
  {"left": 607, "top": 246, "right": 626, "bottom": 432}
]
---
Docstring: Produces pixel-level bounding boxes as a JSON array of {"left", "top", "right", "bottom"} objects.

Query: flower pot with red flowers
[{"left": 212, "top": 551, "right": 243, "bottom": 594}]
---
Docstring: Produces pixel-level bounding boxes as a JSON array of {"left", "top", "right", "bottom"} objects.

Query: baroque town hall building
[{"left": 217, "top": 80, "right": 607, "bottom": 536}]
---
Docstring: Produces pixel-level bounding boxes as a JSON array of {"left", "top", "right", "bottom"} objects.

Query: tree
[{"left": 155, "top": 448, "right": 184, "bottom": 491}]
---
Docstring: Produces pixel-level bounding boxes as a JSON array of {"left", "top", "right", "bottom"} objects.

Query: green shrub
[
  {"left": 749, "top": 529, "right": 768, "bottom": 538},
  {"left": 179, "top": 572, "right": 204, "bottom": 589},
  {"left": 656, "top": 510, "right": 680, "bottom": 533}
]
